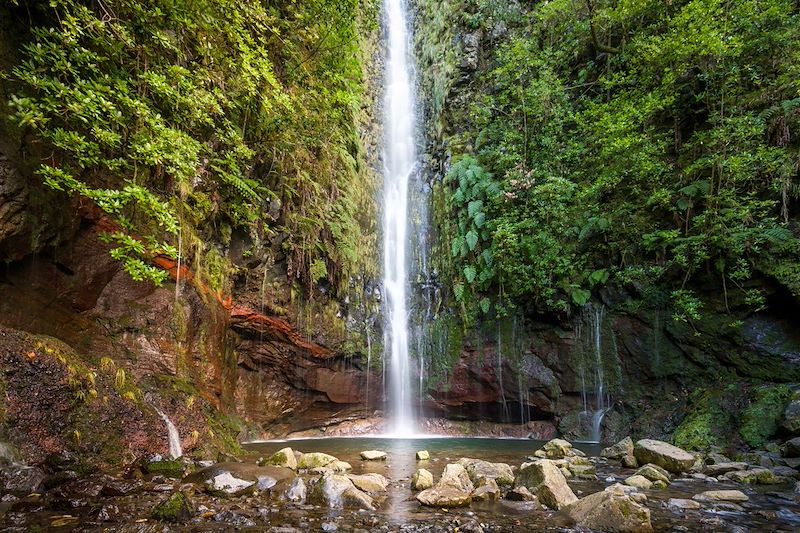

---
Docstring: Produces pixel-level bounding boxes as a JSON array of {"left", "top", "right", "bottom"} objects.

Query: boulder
[
  {"left": 416, "top": 485, "right": 472, "bottom": 507},
  {"left": 286, "top": 477, "right": 306, "bottom": 502},
  {"left": 457, "top": 458, "right": 515, "bottom": 486},
  {"left": 347, "top": 473, "right": 388, "bottom": 493},
  {"left": 416, "top": 450, "right": 430, "bottom": 460},
  {"left": 621, "top": 455, "right": 638, "bottom": 468},
  {"left": 516, "top": 460, "right": 578, "bottom": 510},
  {"left": 439, "top": 463, "right": 474, "bottom": 492},
  {"left": 704, "top": 462, "right": 748, "bottom": 476},
  {"left": 360, "top": 450, "right": 387, "bottom": 461},
  {"left": 298, "top": 452, "right": 338, "bottom": 469},
  {"left": 782, "top": 437, "right": 800, "bottom": 458},
  {"left": 563, "top": 484, "right": 652, "bottom": 533},
  {"left": 633, "top": 439, "right": 695, "bottom": 474},
  {"left": 724, "top": 467, "right": 786, "bottom": 484},
  {"left": 412, "top": 468, "right": 434, "bottom": 490},
  {"left": 692, "top": 490, "right": 749, "bottom": 503},
  {"left": 316, "top": 473, "right": 374, "bottom": 510},
  {"left": 261, "top": 447, "right": 297, "bottom": 470},
  {"left": 602, "top": 437, "right": 634, "bottom": 461},
  {"left": 635, "top": 463, "right": 671, "bottom": 484},
  {"left": 624, "top": 475, "right": 653, "bottom": 490},
  {"left": 771, "top": 465, "right": 800, "bottom": 479},
  {"left": 506, "top": 486, "right": 537, "bottom": 501},
  {"left": 704, "top": 452, "right": 732, "bottom": 465},
  {"left": 150, "top": 492, "right": 192, "bottom": 522},
  {"left": 471, "top": 478, "right": 500, "bottom": 501},
  {"left": 667, "top": 498, "right": 701, "bottom": 511},
  {"left": 542, "top": 438, "right": 574, "bottom": 459},
  {"left": 207, "top": 472, "right": 255, "bottom": 495},
  {"left": 0, "top": 465, "right": 46, "bottom": 493}
]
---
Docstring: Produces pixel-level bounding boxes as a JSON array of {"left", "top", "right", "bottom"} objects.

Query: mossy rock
[
  {"left": 145, "top": 460, "right": 185, "bottom": 479},
  {"left": 672, "top": 387, "right": 737, "bottom": 451},
  {"left": 151, "top": 492, "right": 191, "bottom": 522},
  {"left": 739, "top": 385, "right": 792, "bottom": 448}
]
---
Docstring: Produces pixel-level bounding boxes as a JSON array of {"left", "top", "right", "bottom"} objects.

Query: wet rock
[
  {"left": 704, "top": 462, "right": 748, "bottom": 476},
  {"left": 506, "top": 486, "right": 537, "bottom": 502},
  {"left": 705, "top": 452, "right": 732, "bottom": 465},
  {"left": 97, "top": 503, "right": 120, "bottom": 522},
  {"left": 213, "top": 510, "right": 257, "bottom": 528},
  {"left": 516, "top": 460, "right": 577, "bottom": 510},
  {"left": 692, "top": 490, "right": 749, "bottom": 503},
  {"left": 0, "top": 465, "right": 46, "bottom": 493},
  {"left": 635, "top": 463, "right": 671, "bottom": 484},
  {"left": 667, "top": 498, "right": 701, "bottom": 511},
  {"left": 257, "top": 475, "right": 277, "bottom": 491},
  {"left": 101, "top": 479, "right": 142, "bottom": 496},
  {"left": 724, "top": 467, "right": 786, "bottom": 484},
  {"left": 412, "top": 468, "right": 434, "bottom": 491},
  {"left": 151, "top": 492, "right": 192, "bottom": 522},
  {"left": 298, "top": 452, "right": 338, "bottom": 469},
  {"left": 542, "top": 438, "right": 574, "bottom": 459},
  {"left": 457, "top": 458, "right": 515, "bottom": 486},
  {"left": 348, "top": 473, "right": 388, "bottom": 493},
  {"left": 782, "top": 437, "right": 800, "bottom": 458},
  {"left": 317, "top": 473, "right": 374, "bottom": 510},
  {"left": 286, "top": 477, "right": 306, "bottom": 502},
  {"left": 359, "top": 450, "right": 387, "bottom": 461},
  {"left": 416, "top": 450, "right": 430, "bottom": 460},
  {"left": 416, "top": 485, "right": 472, "bottom": 507},
  {"left": 624, "top": 475, "right": 653, "bottom": 490},
  {"left": 634, "top": 439, "right": 695, "bottom": 474},
  {"left": 440, "top": 463, "right": 474, "bottom": 492},
  {"left": 602, "top": 437, "right": 634, "bottom": 461},
  {"left": 260, "top": 447, "right": 297, "bottom": 470},
  {"left": 563, "top": 484, "right": 653, "bottom": 532},
  {"left": 207, "top": 472, "right": 255, "bottom": 495},
  {"left": 771, "top": 465, "right": 800, "bottom": 479},
  {"left": 54, "top": 478, "right": 104, "bottom": 498},
  {"left": 321, "top": 522, "right": 338, "bottom": 532},
  {"left": 471, "top": 478, "right": 500, "bottom": 501},
  {"left": 566, "top": 459, "right": 596, "bottom": 480}
]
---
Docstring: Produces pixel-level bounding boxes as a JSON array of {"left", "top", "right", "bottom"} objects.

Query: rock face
[
  {"left": 634, "top": 440, "right": 695, "bottom": 473},
  {"left": 516, "top": 460, "right": 578, "bottom": 510},
  {"left": 564, "top": 484, "right": 653, "bottom": 533}
]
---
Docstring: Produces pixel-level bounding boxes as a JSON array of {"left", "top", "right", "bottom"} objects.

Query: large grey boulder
[
  {"left": 783, "top": 437, "right": 800, "bottom": 458},
  {"left": 704, "top": 462, "right": 748, "bottom": 476},
  {"left": 416, "top": 485, "right": 472, "bottom": 507},
  {"left": 516, "top": 460, "right": 578, "bottom": 510},
  {"left": 563, "top": 484, "right": 652, "bottom": 532},
  {"left": 782, "top": 398, "right": 800, "bottom": 434},
  {"left": 457, "top": 458, "right": 515, "bottom": 486},
  {"left": 602, "top": 437, "right": 635, "bottom": 461},
  {"left": 634, "top": 439, "right": 695, "bottom": 473}
]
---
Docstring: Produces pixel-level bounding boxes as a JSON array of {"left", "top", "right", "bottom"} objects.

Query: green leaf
[
  {"left": 479, "top": 297, "right": 491, "bottom": 314},
  {"left": 571, "top": 288, "right": 591, "bottom": 306},
  {"left": 473, "top": 211, "right": 486, "bottom": 228},
  {"left": 468, "top": 200, "right": 483, "bottom": 217},
  {"left": 464, "top": 265, "right": 477, "bottom": 284},
  {"left": 465, "top": 230, "right": 479, "bottom": 251}
]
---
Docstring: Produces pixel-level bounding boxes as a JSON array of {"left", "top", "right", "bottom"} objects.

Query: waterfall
[
  {"left": 578, "top": 305, "right": 611, "bottom": 443},
  {"left": 154, "top": 407, "right": 183, "bottom": 459},
  {"left": 382, "top": 0, "right": 417, "bottom": 436}
]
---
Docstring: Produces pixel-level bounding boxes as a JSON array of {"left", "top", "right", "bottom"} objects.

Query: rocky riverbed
[{"left": 1, "top": 436, "right": 800, "bottom": 532}]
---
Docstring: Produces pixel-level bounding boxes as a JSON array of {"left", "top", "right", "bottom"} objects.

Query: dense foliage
[
  {"left": 430, "top": 0, "right": 800, "bottom": 321},
  {"left": 7, "top": 0, "right": 377, "bottom": 292}
]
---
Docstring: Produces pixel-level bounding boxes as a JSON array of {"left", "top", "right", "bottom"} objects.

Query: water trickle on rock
[
  {"left": 154, "top": 407, "right": 183, "bottom": 459},
  {"left": 382, "top": 0, "right": 418, "bottom": 436}
]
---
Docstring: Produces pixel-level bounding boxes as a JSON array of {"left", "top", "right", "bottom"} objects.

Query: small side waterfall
[
  {"left": 154, "top": 407, "right": 183, "bottom": 459},
  {"left": 382, "top": 0, "right": 418, "bottom": 436},
  {"left": 577, "top": 305, "right": 613, "bottom": 443}
]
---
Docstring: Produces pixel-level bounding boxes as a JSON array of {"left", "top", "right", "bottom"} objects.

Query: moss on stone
[
  {"left": 150, "top": 492, "right": 191, "bottom": 522},
  {"left": 145, "top": 459, "right": 186, "bottom": 479},
  {"left": 672, "top": 388, "right": 735, "bottom": 451},
  {"left": 739, "top": 385, "right": 792, "bottom": 448}
]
